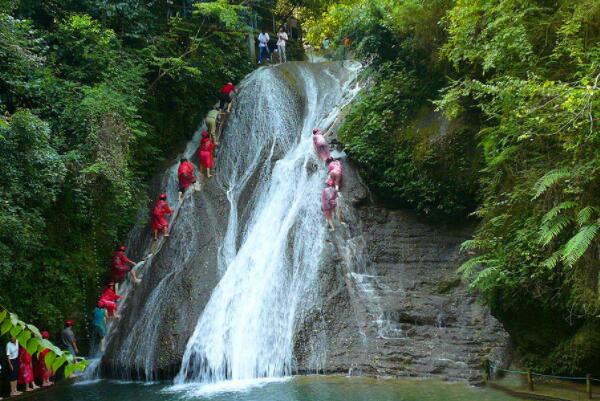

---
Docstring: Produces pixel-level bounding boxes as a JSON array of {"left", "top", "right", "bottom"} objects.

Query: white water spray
[{"left": 175, "top": 62, "right": 361, "bottom": 384}]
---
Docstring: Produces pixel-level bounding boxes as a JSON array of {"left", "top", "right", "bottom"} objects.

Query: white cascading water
[{"left": 175, "top": 62, "right": 361, "bottom": 385}]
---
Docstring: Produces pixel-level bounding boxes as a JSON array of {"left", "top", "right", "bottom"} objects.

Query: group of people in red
[
  {"left": 3, "top": 331, "right": 55, "bottom": 398},
  {"left": 313, "top": 128, "right": 345, "bottom": 231},
  {"left": 84, "top": 83, "right": 232, "bottom": 361}
]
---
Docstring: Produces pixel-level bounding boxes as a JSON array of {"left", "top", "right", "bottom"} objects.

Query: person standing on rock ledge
[{"left": 198, "top": 130, "right": 215, "bottom": 179}]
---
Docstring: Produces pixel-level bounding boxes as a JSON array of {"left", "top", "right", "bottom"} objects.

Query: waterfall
[{"left": 175, "top": 62, "right": 361, "bottom": 384}]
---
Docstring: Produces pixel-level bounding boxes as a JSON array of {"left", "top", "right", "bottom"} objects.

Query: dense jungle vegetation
[
  {"left": 0, "top": 0, "right": 308, "bottom": 348},
  {"left": 2, "top": 0, "right": 600, "bottom": 377},
  {"left": 305, "top": 0, "right": 600, "bottom": 375}
]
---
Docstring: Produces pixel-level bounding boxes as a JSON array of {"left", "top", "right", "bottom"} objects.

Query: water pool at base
[{"left": 27, "top": 376, "right": 524, "bottom": 401}]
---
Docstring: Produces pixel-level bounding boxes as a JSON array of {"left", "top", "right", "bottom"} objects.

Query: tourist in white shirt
[
  {"left": 6, "top": 337, "right": 21, "bottom": 396},
  {"left": 277, "top": 27, "right": 288, "bottom": 63},
  {"left": 257, "top": 30, "right": 270, "bottom": 64}
]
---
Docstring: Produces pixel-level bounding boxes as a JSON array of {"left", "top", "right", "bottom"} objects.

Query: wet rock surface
[{"left": 293, "top": 156, "right": 508, "bottom": 382}]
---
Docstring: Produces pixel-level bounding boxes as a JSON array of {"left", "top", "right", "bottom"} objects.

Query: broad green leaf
[
  {"left": 52, "top": 355, "right": 67, "bottom": 373},
  {"left": 17, "top": 329, "right": 32, "bottom": 345},
  {"left": 0, "top": 319, "right": 11, "bottom": 335},
  {"left": 26, "top": 338, "right": 40, "bottom": 355},
  {"left": 45, "top": 351, "right": 56, "bottom": 368},
  {"left": 0, "top": 309, "right": 7, "bottom": 323},
  {"left": 26, "top": 324, "right": 42, "bottom": 338},
  {"left": 10, "top": 324, "right": 23, "bottom": 338}
]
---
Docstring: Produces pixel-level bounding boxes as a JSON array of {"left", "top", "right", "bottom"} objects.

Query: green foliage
[
  {"left": 316, "top": 0, "right": 600, "bottom": 375},
  {"left": 0, "top": 307, "right": 88, "bottom": 373},
  {"left": 0, "top": 0, "right": 253, "bottom": 349}
]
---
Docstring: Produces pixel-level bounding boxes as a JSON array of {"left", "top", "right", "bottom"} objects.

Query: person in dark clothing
[{"left": 61, "top": 320, "right": 78, "bottom": 356}]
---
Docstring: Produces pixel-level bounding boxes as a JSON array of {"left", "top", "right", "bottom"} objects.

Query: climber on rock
[
  {"left": 151, "top": 193, "right": 172, "bottom": 241},
  {"left": 205, "top": 108, "right": 220, "bottom": 145},
  {"left": 313, "top": 128, "right": 330, "bottom": 161},
  {"left": 326, "top": 157, "right": 343, "bottom": 191},
  {"left": 219, "top": 82, "right": 236, "bottom": 113},
  {"left": 178, "top": 158, "right": 197, "bottom": 201},
  {"left": 321, "top": 179, "right": 339, "bottom": 231},
  {"left": 100, "top": 282, "right": 121, "bottom": 319},
  {"left": 111, "top": 245, "right": 140, "bottom": 290},
  {"left": 198, "top": 130, "right": 215, "bottom": 179}
]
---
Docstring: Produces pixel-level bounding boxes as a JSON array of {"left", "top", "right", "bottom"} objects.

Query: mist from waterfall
[{"left": 175, "top": 62, "right": 360, "bottom": 385}]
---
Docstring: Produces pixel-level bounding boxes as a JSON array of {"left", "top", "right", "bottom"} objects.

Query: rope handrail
[{"left": 491, "top": 364, "right": 600, "bottom": 382}]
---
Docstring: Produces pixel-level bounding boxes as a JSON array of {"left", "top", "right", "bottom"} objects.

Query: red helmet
[
  {"left": 118, "top": 245, "right": 127, "bottom": 252},
  {"left": 159, "top": 193, "right": 167, "bottom": 200},
  {"left": 65, "top": 320, "right": 74, "bottom": 327},
  {"left": 201, "top": 130, "right": 209, "bottom": 138},
  {"left": 312, "top": 128, "right": 319, "bottom": 134},
  {"left": 326, "top": 179, "right": 335, "bottom": 187},
  {"left": 41, "top": 331, "right": 50, "bottom": 339}
]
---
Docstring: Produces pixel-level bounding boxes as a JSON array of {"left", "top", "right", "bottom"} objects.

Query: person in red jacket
[
  {"left": 198, "top": 131, "right": 215, "bottom": 179},
  {"left": 18, "top": 346, "right": 37, "bottom": 392},
  {"left": 111, "top": 245, "right": 140, "bottom": 290},
  {"left": 177, "top": 158, "right": 197, "bottom": 201},
  {"left": 100, "top": 282, "right": 121, "bottom": 319},
  {"left": 326, "top": 158, "right": 343, "bottom": 191},
  {"left": 219, "top": 82, "right": 236, "bottom": 112},
  {"left": 321, "top": 179, "right": 339, "bottom": 231},
  {"left": 312, "top": 128, "right": 330, "bottom": 161},
  {"left": 151, "top": 194, "right": 172, "bottom": 240},
  {"left": 34, "top": 331, "right": 53, "bottom": 387}
]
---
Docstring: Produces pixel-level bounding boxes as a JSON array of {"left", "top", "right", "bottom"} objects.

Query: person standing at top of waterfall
[
  {"left": 151, "top": 193, "right": 172, "bottom": 240},
  {"left": 178, "top": 158, "right": 197, "bottom": 201},
  {"left": 198, "top": 130, "right": 215, "bottom": 179},
  {"left": 100, "top": 282, "right": 121, "bottom": 319},
  {"left": 257, "top": 29, "right": 270, "bottom": 64},
  {"left": 326, "top": 158, "right": 343, "bottom": 190},
  {"left": 61, "top": 320, "right": 79, "bottom": 356},
  {"left": 219, "top": 82, "right": 236, "bottom": 113},
  {"left": 312, "top": 128, "right": 330, "bottom": 161},
  {"left": 6, "top": 337, "right": 21, "bottom": 396},
  {"left": 205, "top": 108, "right": 220, "bottom": 144},
  {"left": 277, "top": 27, "right": 288, "bottom": 63},
  {"left": 18, "top": 346, "right": 37, "bottom": 392},
  {"left": 321, "top": 179, "right": 339, "bottom": 231},
  {"left": 34, "top": 331, "right": 53, "bottom": 387},
  {"left": 111, "top": 245, "right": 140, "bottom": 289}
]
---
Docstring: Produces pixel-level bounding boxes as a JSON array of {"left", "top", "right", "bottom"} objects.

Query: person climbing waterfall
[
  {"left": 321, "top": 179, "right": 339, "bottom": 231},
  {"left": 277, "top": 27, "right": 288, "bottom": 63},
  {"left": 198, "top": 130, "right": 215, "bottom": 178},
  {"left": 326, "top": 158, "right": 343, "bottom": 190},
  {"left": 91, "top": 301, "right": 108, "bottom": 352},
  {"left": 17, "top": 346, "right": 37, "bottom": 392},
  {"left": 257, "top": 29, "right": 270, "bottom": 64},
  {"left": 205, "top": 108, "right": 220, "bottom": 145},
  {"left": 61, "top": 320, "right": 79, "bottom": 356},
  {"left": 312, "top": 128, "right": 331, "bottom": 161},
  {"left": 177, "top": 158, "right": 197, "bottom": 201},
  {"left": 151, "top": 194, "right": 172, "bottom": 240},
  {"left": 6, "top": 337, "right": 21, "bottom": 396},
  {"left": 111, "top": 245, "right": 140, "bottom": 289},
  {"left": 34, "top": 332, "right": 53, "bottom": 387},
  {"left": 219, "top": 82, "right": 236, "bottom": 113},
  {"left": 100, "top": 282, "right": 121, "bottom": 319}
]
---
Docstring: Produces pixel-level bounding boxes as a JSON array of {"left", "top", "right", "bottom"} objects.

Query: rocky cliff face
[
  {"left": 102, "top": 62, "right": 507, "bottom": 382},
  {"left": 293, "top": 154, "right": 508, "bottom": 382}
]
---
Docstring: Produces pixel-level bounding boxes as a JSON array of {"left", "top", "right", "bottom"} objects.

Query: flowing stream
[{"left": 176, "top": 62, "right": 361, "bottom": 384}]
